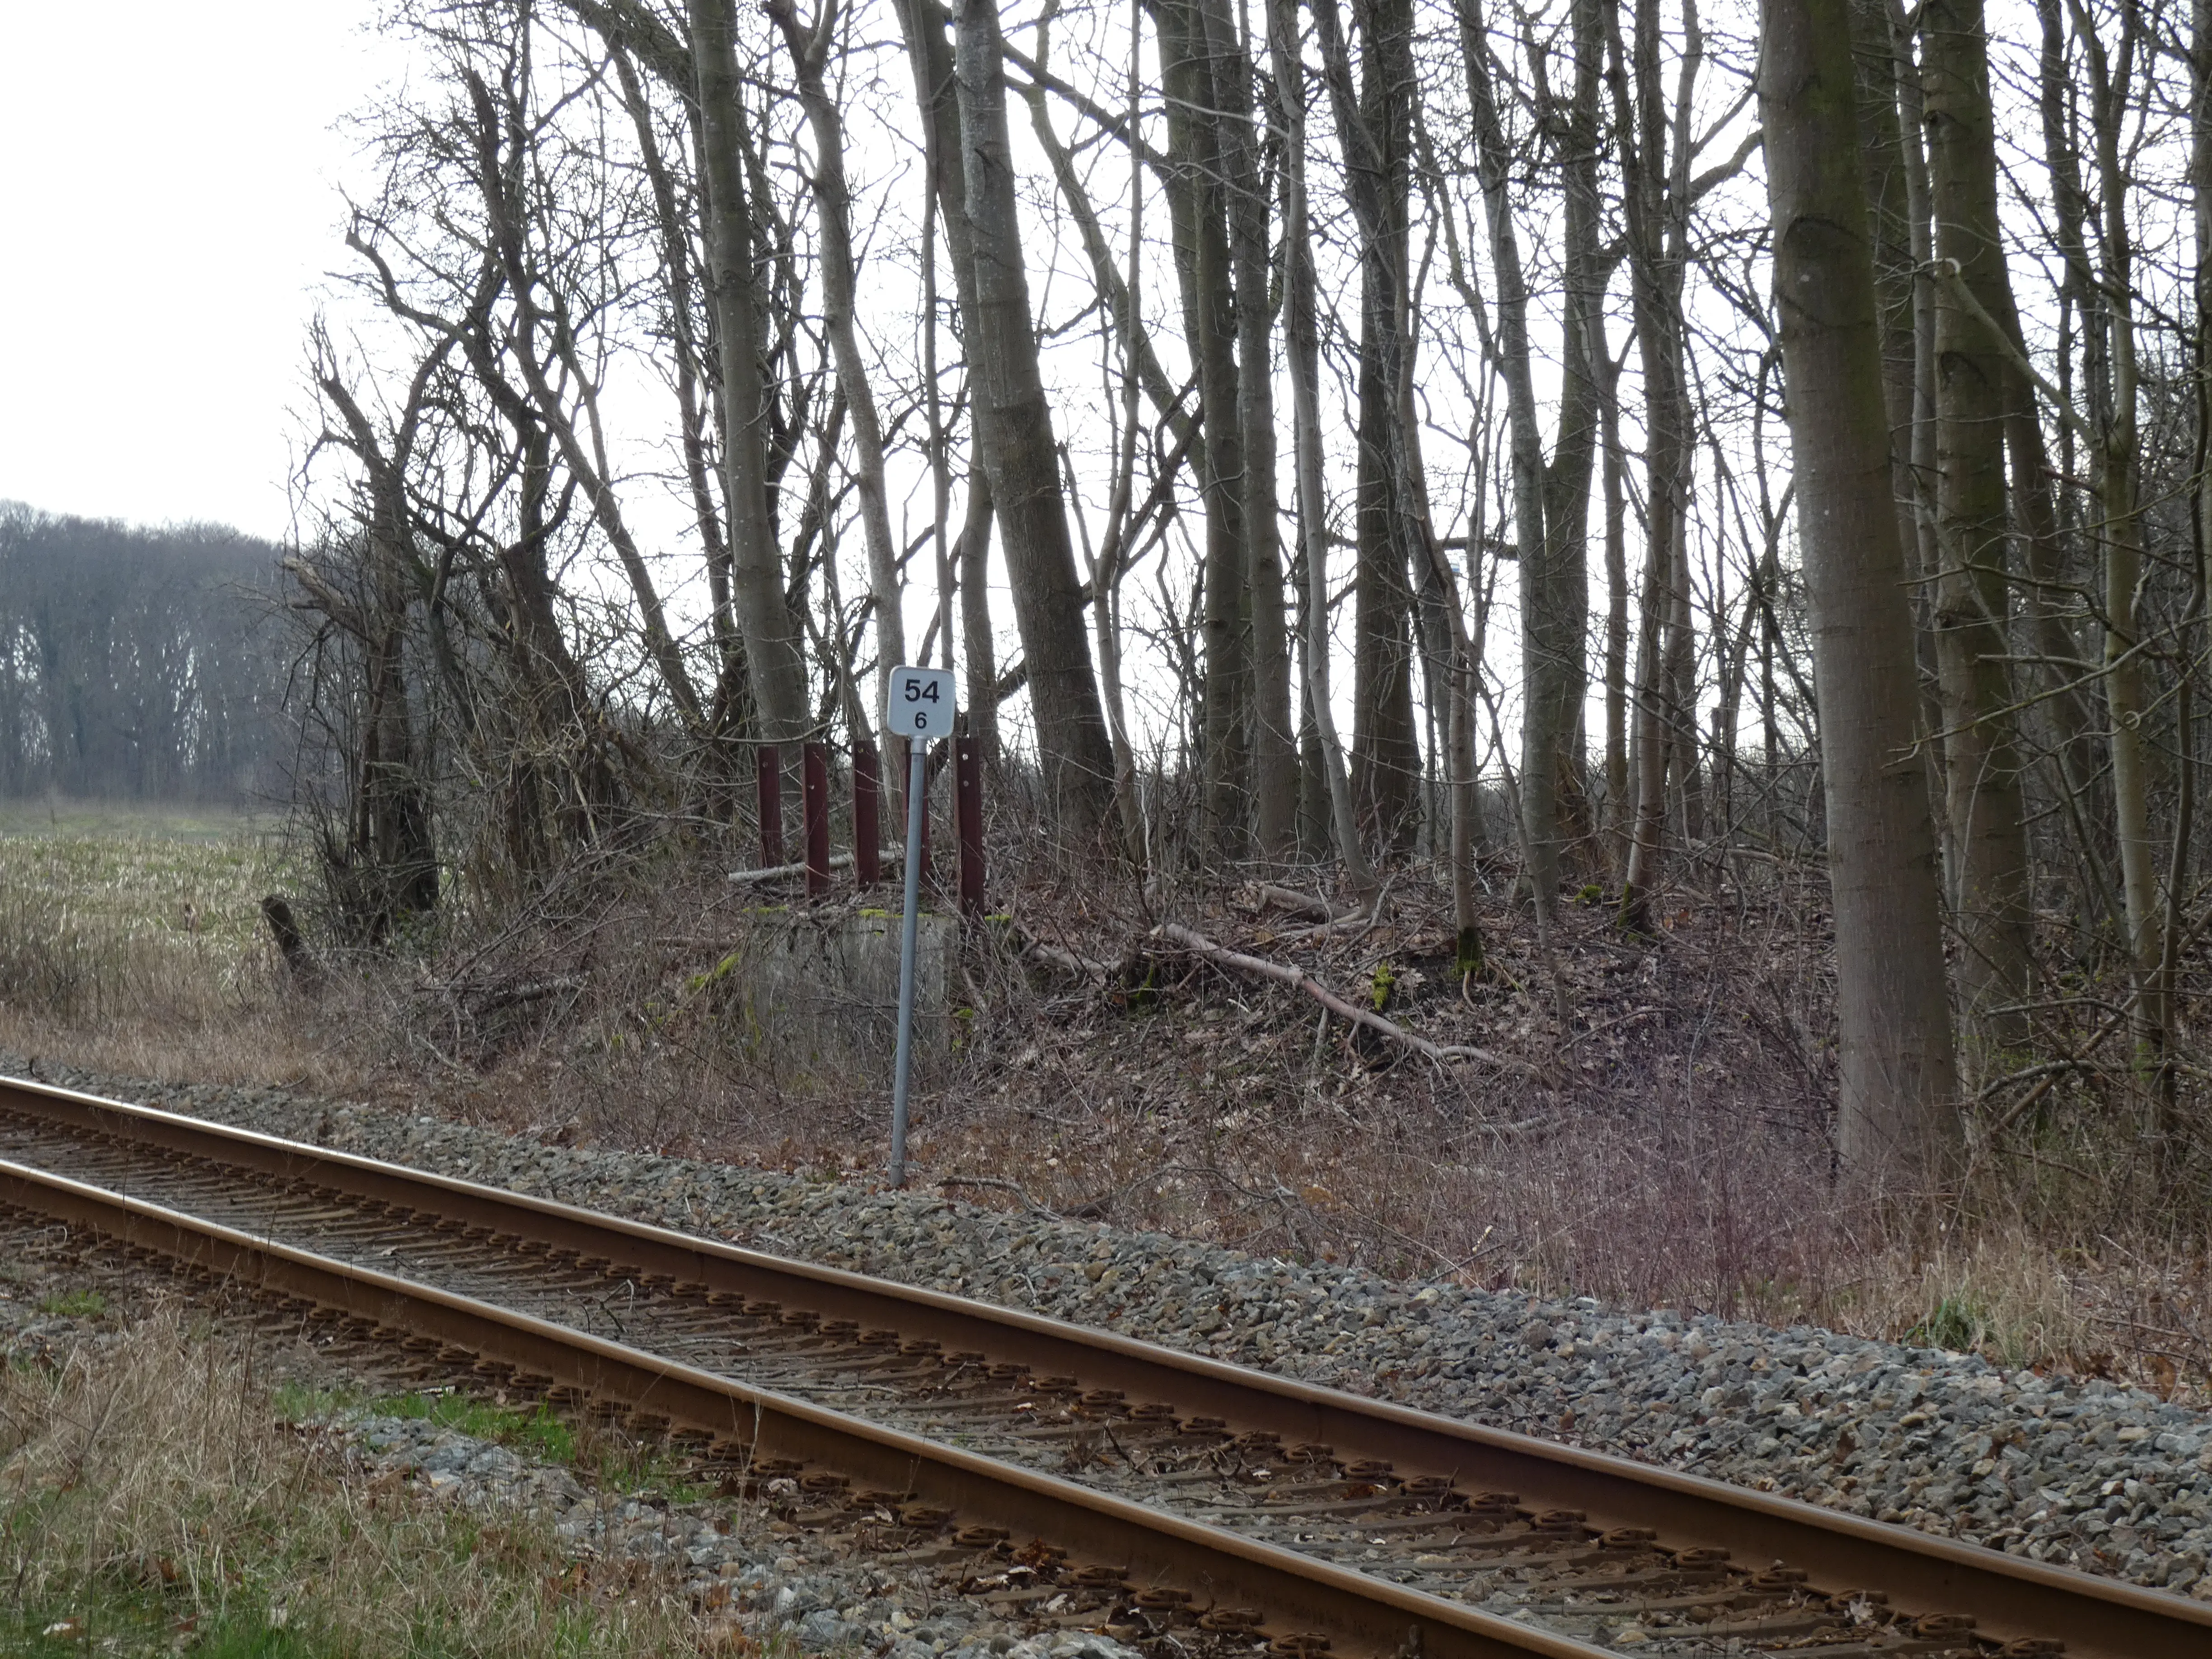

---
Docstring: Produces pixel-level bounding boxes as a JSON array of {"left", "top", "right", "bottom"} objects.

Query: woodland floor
[{"left": 2, "top": 801, "right": 2208, "bottom": 1407}]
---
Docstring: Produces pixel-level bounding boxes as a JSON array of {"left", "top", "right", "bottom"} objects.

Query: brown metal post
[
  {"left": 803, "top": 743, "right": 830, "bottom": 898},
  {"left": 956, "top": 725, "right": 984, "bottom": 917},
  {"left": 853, "top": 740, "right": 881, "bottom": 888},
  {"left": 757, "top": 744, "right": 783, "bottom": 868}
]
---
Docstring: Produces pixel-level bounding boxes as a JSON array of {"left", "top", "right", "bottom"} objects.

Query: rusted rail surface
[
  {"left": 0, "top": 1154, "right": 1606, "bottom": 1659},
  {"left": 1, "top": 1073, "right": 2206, "bottom": 1658}
]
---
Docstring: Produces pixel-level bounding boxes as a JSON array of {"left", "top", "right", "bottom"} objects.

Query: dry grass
[
  {"left": 0, "top": 807, "right": 286, "bottom": 1025},
  {"left": 0, "top": 1309, "right": 714, "bottom": 1656},
  {"left": 0, "top": 806, "right": 351, "bottom": 1090},
  {"left": 5, "top": 804, "right": 2210, "bottom": 1406}
]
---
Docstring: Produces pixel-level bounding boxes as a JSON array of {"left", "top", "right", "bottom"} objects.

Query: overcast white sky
[{"left": 0, "top": 2, "right": 395, "bottom": 541}]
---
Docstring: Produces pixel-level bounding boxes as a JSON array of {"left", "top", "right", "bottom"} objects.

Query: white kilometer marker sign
[{"left": 882, "top": 665, "right": 954, "bottom": 1188}]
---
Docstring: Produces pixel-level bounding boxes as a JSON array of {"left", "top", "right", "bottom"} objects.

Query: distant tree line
[{"left": 0, "top": 504, "right": 290, "bottom": 804}]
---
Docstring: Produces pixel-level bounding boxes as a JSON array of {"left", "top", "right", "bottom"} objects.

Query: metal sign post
[{"left": 883, "top": 664, "right": 954, "bottom": 1188}]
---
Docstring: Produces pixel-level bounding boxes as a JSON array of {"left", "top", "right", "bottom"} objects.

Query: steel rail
[
  {"left": 0, "top": 1151, "right": 1608, "bottom": 1659},
  {"left": 5, "top": 1073, "right": 2209, "bottom": 1656}
]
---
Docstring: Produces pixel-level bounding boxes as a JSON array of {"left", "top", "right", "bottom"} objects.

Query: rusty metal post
[
  {"left": 803, "top": 742, "right": 830, "bottom": 898},
  {"left": 757, "top": 744, "right": 783, "bottom": 868},
  {"left": 956, "top": 725, "right": 984, "bottom": 917},
  {"left": 853, "top": 740, "right": 881, "bottom": 888}
]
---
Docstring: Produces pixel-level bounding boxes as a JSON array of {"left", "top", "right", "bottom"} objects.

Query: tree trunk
[
  {"left": 1922, "top": 0, "right": 2033, "bottom": 1054},
  {"left": 1199, "top": 0, "right": 1297, "bottom": 857},
  {"left": 1760, "top": 0, "right": 1961, "bottom": 1184},
  {"left": 1459, "top": 0, "right": 1561, "bottom": 916},
  {"left": 310, "top": 365, "right": 440, "bottom": 941},
  {"left": 1612, "top": 0, "right": 1693, "bottom": 930},
  {"left": 1601, "top": 348, "right": 1631, "bottom": 867},
  {"left": 1316, "top": 0, "right": 1422, "bottom": 852},
  {"left": 2188, "top": 0, "right": 2212, "bottom": 1146},
  {"left": 768, "top": 0, "right": 907, "bottom": 729},
  {"left": 1538, "top": 0, "right": 1611, "bottom": 867},
  {"left": 1155, "top": 0, "right": 1252, "bottom": 857},
  {"left": 1273, "top": 0, "right": 1375, "bottom": 894},
  {"left": 1992, "top": 295, "right": 2123, "bottom": 938},
  {"left": 609, "top": 46, "right": 746, "bottom": 731},
  {"left": 1887, "top": 0, "right": 1949, "bottom": 828},
  {"left": 949, "top": 0, "right": 1117, "bottom": 833},
  {"left": 689, "top": 0, "right": 812, "bottom": 743},
  {"left": 360, "top": 480, "right": 439, "bottom": 934},
  {"left": 1852, "top": 0, "right": 1917, "bottom": 569},
  {"left": 957, "top": 461, "right": 1000, "bottom": 758},
  {"left": 2075, "top": 1, "right": 2164, "bottom": 1065}
]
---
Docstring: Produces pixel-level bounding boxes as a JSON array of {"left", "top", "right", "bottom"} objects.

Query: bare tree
[
  {"left": 1760, "top": 0, "right": 1960, "bottom": 1182},
  {"left": 768, "top": 0, "right": 908, "bottom": 730},
  {"left": 690, "top": 0, "right": 814, "bottom": 744},
  {"left": 1922, "top": 0, "right": 2033, "bottom": 1052},
  {"left": 948, "top": 0, "right": 1118, "bottom": 832}
]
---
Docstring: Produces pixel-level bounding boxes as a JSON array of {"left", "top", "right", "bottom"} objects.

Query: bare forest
[
  {"left": 149, "top": 0, "right": 2212, "bottom": 1391},
  {"left": 0, "top": 507, "right": 288, "bottom": 803}
]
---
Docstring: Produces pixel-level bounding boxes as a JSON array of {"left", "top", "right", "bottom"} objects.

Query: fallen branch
[
  {"left": 1281, "top": 873, "right": 1395, "bottom": 947},
  {"left": 465, "top": 975, "right": 586, "bottom": 1018},
  {"left": 726, "top": 848, "right": 902, "bottom": 885},
  {"left": 936, "top": 1175, "right": 1062, "bottom": 1218},
  {"left": 1278, "top": 911, "right": 1380, "bottom": 947},
  {"left": 1007, "top": 920, "right": 1113, "bottom": 981},
  {"left": 1256, "top": 882, "right": 1358, "bottom": 923},
  {"left": 1153, "top": 922, "right": 1542, "bottom": 1078}
]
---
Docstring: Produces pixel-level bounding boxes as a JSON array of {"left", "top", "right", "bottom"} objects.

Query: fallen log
[
  {"left": 1255, "top": 882, "right": 1359, "bottom": 924},
  {"left": 463, "top": 975, "right": 586, "bottom": 1018},
  {"left": 1153, "top": 922, "right": 1541, "bottom": 1078}
]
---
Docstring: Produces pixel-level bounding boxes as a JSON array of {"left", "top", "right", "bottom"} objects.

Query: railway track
[{"left": 0, "top": 1073, "right": 2202, "bottom": 1659}]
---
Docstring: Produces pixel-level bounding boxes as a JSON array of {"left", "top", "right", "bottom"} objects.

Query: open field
[
  {"left": 0, "top": 797, "right": 284, "bottom": 842},
  {"left": 0, "top": 799, "right": 340, "bottom": 1086}
]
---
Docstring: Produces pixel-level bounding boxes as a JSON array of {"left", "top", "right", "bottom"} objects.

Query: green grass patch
[
  {"left": 589, "top": 1440, "right": 710, "bottom": 1505},
  {"left": 371, "top": 1390, "right": 579, "bottom": 1465},
  {"left": 33, "top": 1289, "right": 106, "bottom": 1319},
  {"left": 1904, "top": 1289, "right": 2039, "bottom": 1364},
  {"left": 269, "top": 1377, "right": 364, "bottom": 1422},
  {"left": 276, "top": 1383, "right": 701, "bottom": 1501},
  {"left": 1907, "top": 1292, "right": 1984, "bottom": 1353},
  {"left": 3, "top": 1584, "right": 318, "bottom": 1659},
  {"left": 1, "top": 1550, "right": 675, "bottom": 1658},
  {"left": 4, "top": 1316, "right": 709, "bottom": 1659}
]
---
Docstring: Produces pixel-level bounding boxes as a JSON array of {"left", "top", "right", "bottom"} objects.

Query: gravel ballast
[
  {"left": 345, "top": 1411, "right": 1142, "bottom": 1659},
  {"left": 0, "top": 1213, "right": 1142, "bottom": 1659},
  {"left": 13, "top": 1054, "right": 2212, "bottom": 1602}
]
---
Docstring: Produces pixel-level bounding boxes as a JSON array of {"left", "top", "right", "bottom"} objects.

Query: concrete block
[{"left": 726, "top": 907, "right": 956, "bottom": 1072}]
